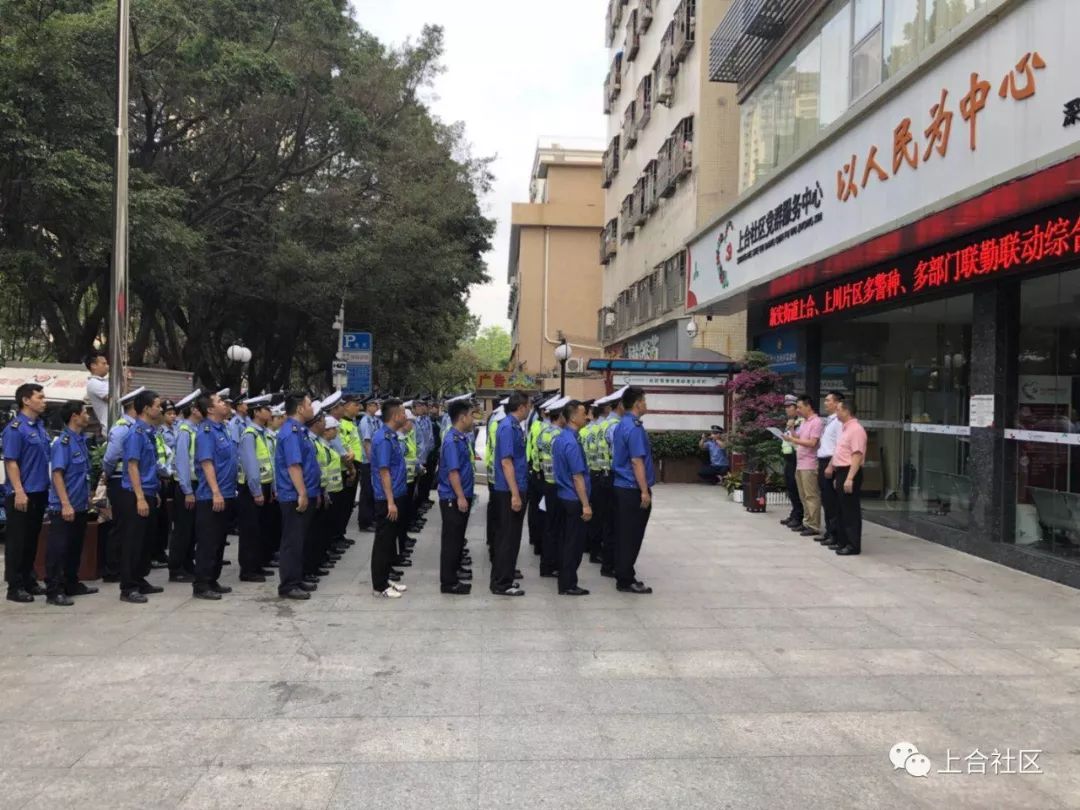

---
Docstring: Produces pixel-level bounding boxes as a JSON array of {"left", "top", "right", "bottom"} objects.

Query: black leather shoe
[
  {"left": 491, "top": 585, "right": 525, "bottom": 596},
  {"left": 789, "top": 524, "right": 805, "bottom": 532},
  {"left": 298, "top": 582, "right": 317, "bottom": 592},
  {"left": 780, "top": 517, "right": 794, "bottom": 526},
  {"left": 281, "top": 587, "right": 311, "bottom": 600},
  {"left": 799, "top": 528, "right": 819, "bottom": 537},
  {"left": 513, "top": 569, "right": 523, "bottom": 580},
  {"left": 120, "top": 591, "right": 148, "bottom": 604},
  {"left": 239, "top": 573, "right": 266, "bottom": 583},
  {"left": 46, "top": 593, "right": 75, "bottom": 607},
  {"left": 588, "top": 554, "right": 603, "bottom": 564},
  {"left": 138, "top": 583, "right": 164, "bottom": 595},
  {"left": 193, "top": 589, "right": 221, "bottom": 600},
  {"left": 6, "top": 589, "right": 33, "bottom": 603},
  {"left": 835, "top": 546, "right": 861, "bottom": 556},
  {"left": 102, "top": 574, "right": 121, "bottom": 583},
  {"left": 441, "top": 583, "right": 472, "bottom": 595},
  {"left": 327, "top": 554, "right": 343, "bottom": 562},
  {"left": 617, "top": 581, "right": 653, "bottom": 594},
  {"left": 559, "top": 587, "right": 590, "bottom": 596},
  {"left": 539, "top": 570, "right": 559, "bottom": 578},
  {"left": 27, "top": 583, "right": 46, "bottom": 596},
  {"left": 221, "top": 559, "right": 231, "bottom": 566},
  {"left": 210, "top": 582, "right": 233, "bottom": 594},
  {"left": 264, "top": 561, "right": 280, "bottom": 568},
  {"left": 259, "top": 568, "right": 276, "bottom": 576},
  {"left": 822, "top": 533, "right": 833, "bottom": 543},
  {"left": 388, "top": 571, "right": 403, "bottom": 582},
  {"left": 600, "top": 568, "right": 615, "bottom": 578},
  {"left": 825, "top": 542, "right": 843, "bottom": 550},
  {"left": 150, "top": 560, "right": 169, "bottom": 569},
  {"left": 66, "top": 583, "right": 99, "bottom": 596},
  {"left": 456, "top": 569, "right": 473, "bottom": 581},
  {"left": 394, "top": 558, "right": 413, "bottom": 567},
  {"left": 169, "top": 572, "right": 196, "bottom": 583},
  {"left": 303, "top": 574, "right": 320, "bottom": 584},
  {"left": 314, "top": 568, "right": 331, "bottom": 577}
]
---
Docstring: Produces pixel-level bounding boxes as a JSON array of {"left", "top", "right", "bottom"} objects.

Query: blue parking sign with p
[{"left": 343, "top": 332, "right": 372, "bottom": 352}]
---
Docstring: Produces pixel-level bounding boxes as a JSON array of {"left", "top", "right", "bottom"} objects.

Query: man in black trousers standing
[
  {"left": 438, "top": 399, "right": 475, "bottom": 595},
  {"left": 274, "top": 393, "right": 322, "bottom": 600},
  {"left": 3, "top": 383, "right": 50, "bottom": 603},
  {"left": 610, "top": 387, "right": 655, "bottom": 595},
  {"left": 490, "top": 391, "right": 530, "bottom": 597},
  {"left": 192, "top": 392, "right": 238, "bottom": 600}
]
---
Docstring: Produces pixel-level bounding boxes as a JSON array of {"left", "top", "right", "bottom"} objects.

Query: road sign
[
  {"left": 346, "top": 363, "right": 371, "bottom": 394},
  {"left": 341, "top": 351, "right": 371, "bottom": 364},
  {"left": 342, "top": 332, "right": 372, "bottom": 352},
  {"left": 332, "top": 360, "right": 347, "bottom": 374}
]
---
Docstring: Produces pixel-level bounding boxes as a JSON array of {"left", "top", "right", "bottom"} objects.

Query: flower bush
[{"left": 726, "top": 350, "right": 785, "bottom": 474}]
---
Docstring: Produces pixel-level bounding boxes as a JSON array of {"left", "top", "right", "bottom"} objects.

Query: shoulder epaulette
[
  {"left": 61, "top": 435, "right": 70, "bottom": 445},
  {"left": 203, "top": 425, "right": 211, "bottom": 432}
]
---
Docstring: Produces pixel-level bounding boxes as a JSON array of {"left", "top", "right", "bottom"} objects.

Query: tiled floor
[{"left": 1, "top": 484, "right": 1078, "bottom": 808}]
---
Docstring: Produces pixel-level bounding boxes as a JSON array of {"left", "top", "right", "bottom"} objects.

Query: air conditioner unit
[
  {"left": 565, "top": 358, "right": 586, "bottom": 374},
  {"left": 656, "top": 75, "right": 673, "bottom": 106}
]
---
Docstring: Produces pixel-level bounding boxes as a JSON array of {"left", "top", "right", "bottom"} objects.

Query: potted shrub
[
  {"left": 725, "top": 351, "right": 785, "bottom": 512},
  {"left": 650, "top": 430, "right": 707, "bottom": 483}
]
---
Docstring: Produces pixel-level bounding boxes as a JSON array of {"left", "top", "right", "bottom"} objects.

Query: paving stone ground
[{"left": 0, "top": 483, "right": 1078, "bottom": 809}]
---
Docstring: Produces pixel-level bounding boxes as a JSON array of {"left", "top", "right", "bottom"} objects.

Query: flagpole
[{"left": 107, "top": 0, "right": 130, "bottom": 424}]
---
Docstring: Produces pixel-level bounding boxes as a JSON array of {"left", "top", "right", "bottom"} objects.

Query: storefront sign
[
  {"left": 766, "top": 201, "right": 1080, "bottom": 328},
  {"left": 613, "top": 374, "right": 727, "bottom": 388},
  {"left": 1064, "top": 98, "right": 1080, "bottom": 128},
  {"left": 476, "top": 371, "right": 537, "bottom": 391},
  {"left": 687, "top": 0, "right": 1080, "bottom": 311},
  {"left": 1019, "top": 374, "right": 1072, "bottom": 405}
]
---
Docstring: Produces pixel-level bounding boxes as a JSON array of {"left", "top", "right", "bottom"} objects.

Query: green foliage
[
  {"left": 726, "top": 351, "right": 786, "bottom": 474},
  {"left": 721, "top": 471, "right": 742, "bottom": 494},
  {"left": 470, "top": 326, "right": 511, "bottom": 370},
  {"left": 647, "top": 431, "right": 705, "bottom": 461},
  {"left": 0, "top": 1, "right": 494, "bottom": 391}
]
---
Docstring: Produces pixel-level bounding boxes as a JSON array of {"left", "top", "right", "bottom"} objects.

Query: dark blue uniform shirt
[
  {"left": 274, "top": 417, "right": 322, "bottom": 501},
  {"left": 612, "top": 414, "right": 656, "bottom": 490},
  {"left": 438, "top": 427, "right": 474, "bottom": 501},
  {"left": 195, "top": 419, "right": 238, "bottom": 501},
  {"left": 493, "top": 414, "right": 528, "bottom": 494},
  {"left": 48, "top": 428, "right": 90, "bottom": 512},
  {"left": 2, "top": 414, "right": 50, "bottom": 496},
  {"left": 371, "top": 423, "right": 407, "bottom": 500},
  {"left": 553, "top": 428, "right": 590, "bottom": 502},
  {"left": 122, "top": 418, "right": 161, "bottom": 495}
]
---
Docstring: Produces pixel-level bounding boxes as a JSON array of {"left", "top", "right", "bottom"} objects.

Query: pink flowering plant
[{"left": 727, "top": 350, "right": 786, "bottom": 473}]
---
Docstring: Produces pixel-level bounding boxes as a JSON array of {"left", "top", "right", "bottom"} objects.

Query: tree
[
  {"left": 0, "top": 1, "right": 493, "bottom": 390},
  {"left": 726, "top": 350, "right": 785, "bottom": 473},
  {"left": 469, "top": 325, "right": 510, "bottom": 370}
]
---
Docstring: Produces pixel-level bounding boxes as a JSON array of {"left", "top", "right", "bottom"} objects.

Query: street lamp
[
  {"left": 554, "top": 339, "right": 572, "bottom": 397},
  {"left": 226, "top": 342, "right": 252, "bottom": 393}
]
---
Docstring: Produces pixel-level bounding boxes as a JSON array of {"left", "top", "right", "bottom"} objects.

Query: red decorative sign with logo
[{"left": 767, "top": 202, "right": 1080, "bottom": 329}]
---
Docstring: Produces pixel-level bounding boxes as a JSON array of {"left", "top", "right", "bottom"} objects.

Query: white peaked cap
[
  {"left": 545, "top": 396, "right": 569, "bottom": 412},
  {"left": 270, "top": 404, "right": 285, "bottom": 416},
  {"left": 404, "top": 409, "right": 415, "bottom": 420},
  {"left": 175, "top": 389, "right": 201, "bottom": 409},
  {"left": 322, "top": 390, "right": 343, "bottom": 409},
  {"left": 598, "top": 386, "right": 629, "bottom": 405},
  {"left": 499, "top": 396, "right": 510, "bottom": 405},
  {"left": 119, "top": 386, "right": 146, "bottom": 405},
  {"left": 540, "top": 394, "right": 561, "bottom": 411},
  {"left": 216, "top": 388, "right": 230, "bottom": 399},
  {"left": 242, "top": 393, "right": 271, "bottom": 406},
  {"left": 323, "top": 416, "right": 339, "bottom": 429}
]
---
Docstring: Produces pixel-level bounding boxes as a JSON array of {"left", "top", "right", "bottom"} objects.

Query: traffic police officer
[
  {"left": 371, "top": 398, "right": 409, "bottom": 598},
  {"left": 536, "top": 396, "right": 567, "bottom": 577},
  {"left": 193, "top": 392, "right": 237, "bottom": 599},
  {"left": 611, "top": 387, "right": 654, "bottom": 594},
  {"left": 275, "top": 393, "right": 322, "bottom": 600},
  {"left": 356, "top": 395, "right": 380, "bottom": 531},
  {"left": 119, "top": 389, "right": 165, "bottom": 603},
  {"left": 237, "top": 394, "right": 274, "bottom": 582},
  {"left": 491, "top": 391, "right": 530, "bottom": 596},
  {"left": 3, "top": 383, "right": 50, "bottom": 602},
  {"left": 438, "top": 398, "right": 475, "bottom": 595},
  {"left": 99, "top": 386, "right": 144, "bottom": 583},
  {"left": 484, "top": 400, "right": 506, "bottom": 563},
  {"left": 525, "top": 394, "right": 549, "bottom": 556},
  {"left": 552, "top": 399, "right": 592, "bottom": 596},
  {"left": 168, "top": 389, "right": 202, "bottom": 582},
  {"left": 45, "top": 400, "right": 97, "bottom": 606}
]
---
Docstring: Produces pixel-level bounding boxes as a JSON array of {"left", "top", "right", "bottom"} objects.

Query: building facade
[
  {"left": 508, "top": 142, "right": 607, "bottom": 401},
  {"left": 599, "top": 0, "right": 747, "bottom": 362},
  {"left": 688, "top": 0, "right": 1080, "bottom": 586}
]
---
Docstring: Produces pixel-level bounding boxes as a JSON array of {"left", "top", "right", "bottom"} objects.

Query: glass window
[
  {"left": 1011, "top": 269, "right": 1080, "bottom": 561},
  {"left": 925, "top": 0, "right": 981, "bottom": 47},
  {"left": 884, "top": 0, "right": 922, "bottom": 78},
  {"left": 851, "top": 24, "right": 883, "bottom": 101},
  {"left": 794, "top": 35, "right": 821, "bottom": 152},
  {"left": 739, "top": 97, "right": 761, "bottom": 189},
  {"left": 853, "top": 0, "right": 882, "bottom": 42},
  {"left": 820, "top": 1, "right": 852, "bottom": 127},
  {"left": 774, "top": 54, "right": 798, "bottom": 165}
]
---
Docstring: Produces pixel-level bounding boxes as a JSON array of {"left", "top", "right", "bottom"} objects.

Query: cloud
[{"left": 350, "top": 0, "right": 608, "bottom": 329}]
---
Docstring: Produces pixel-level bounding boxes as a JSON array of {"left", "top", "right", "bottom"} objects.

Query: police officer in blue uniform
[
  {"left": 356, "top": 394, "right": 380, "bottom": 532},
  {"left": 611, "top": 387, "right": 655, "bottom": 594},
  {"left": 274, "top": 392, "right": 322, "bottom": 600},
  {"left": 99, "top": 386, "right": 144, "bottom": 583},
  {"left": 3, "top": 383, "right": 51, "bottom": 602},
  {"left": 119, "top": 389, "right": 165, "bottom": 603},
  {"left": 371, "top": 398, "right": 408, "bottom": 598},
  {"left": 168, "top": 389, "right": 202, "bottom": 582},
  {"left": 552, "top": 399, "right": 592, "bottom": 596},
  {"left": 44, "top": 400, "right": 97, "bottom": 606},
  {"left": 193, "top": 392, "right": 238, "bottom": 600},
  {"left": 438, "top": 398, "right": 475, "bottom": 595},
  {"left": 491, "top": 391, "right": 530, "bottom": 597}
]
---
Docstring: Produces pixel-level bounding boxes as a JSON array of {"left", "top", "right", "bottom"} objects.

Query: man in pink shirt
[
  {"left": 783, "top": 395, "right": 823, "bottom": 537},
  {"left": 825, "top": 400, "right": 867, "bottom": 556}
]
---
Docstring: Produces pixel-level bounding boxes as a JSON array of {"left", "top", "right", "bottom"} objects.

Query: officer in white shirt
[
  {"left": 816, "top": 390, "right": 846, "bottom": 546},
  {"left": 84, "top": 351, "right": 110, "bottom": 431}
]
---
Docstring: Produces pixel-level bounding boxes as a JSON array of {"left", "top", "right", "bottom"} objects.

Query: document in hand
[{"left": 766, "top": 427, "right": 787, "bottom": 441}]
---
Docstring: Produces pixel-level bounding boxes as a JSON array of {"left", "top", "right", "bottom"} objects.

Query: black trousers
[
  {"left": 485, "top": 484, "right": 498, "bottom": 562},
  {"left": 103, "top": 478, "right": 126, "bottom": 579},
  {"left": 372, "top": 499, "right": 399, "bottom": 592},
  {"left": 491, "top": 489, "right": 526, "bottom": 591},
  {"left": 305, "top": 497, "right": 333, "bottom": 575},
  {"left": 818, "top": 456, "right": 837, "bottom": 538},
  {"left": 784, "top": 454, "right": 803, "bottom": 522},
  {"left": 587, "top": 473, "right": 607, "bottom": 557},
  {"left": 168, "top": 485, "right": 197, "bottom": 575},
  {"left": 236, "top": 486, "right": 266, "bottom": 575},
  {"left": 278, "top": 500, "right": 313, "bottom": 594},
  {"left": 540, "top": 482, "right": 563, "bottom": 575},
  {"left": 440, "top": 499, "right": 471, "bottom": 587},
  {"left": 330, "top": 485, "right": 352, "bottom": 544},
  {"left": 356, "top": 463, "right": 374, "bottom": 529},
  {"left": 263, "top": 485, "right": 281, "bottom": 563},
  {"left": 613, "top": 487, "right": 651, "bottom": 588},
  {"left": 45, "top": 510, "right": 88, "bottom": 596},
  {"left": 152, "top": 479, "right": 172, "bottom": 562},
  {"left": 698, "top": 464, "right": 730, "bottom": 483},
  {"left": 194, "top": 498, "right": 233, "bottom": 589},
  {"left": 526, "top": 472, "right": 544, "bottom": 552},
  {"left": 4, "top": 491, "right": 46, "bottom": 589},
  {"left": 832, "top": 467, "right": 863, "bottom": 552},
  {"left": 397, "top": 481, "right": 416, "bottom": 555},
  {"left": 337, "top": 478, "right": 358, "bottom": 539},
  {"left": 598, "top": 476, "right": 617, "bottom": 572},
  {"left": 558, "top": 499, "right": 587, "bottom": 592},
  {"left": 118, "top": 489, "right": 156, "bottom": 593}
]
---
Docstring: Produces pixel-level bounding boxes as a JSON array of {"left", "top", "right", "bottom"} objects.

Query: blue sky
[{"left": 349, "top": 0, "right": 608, "bottom": 330}]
